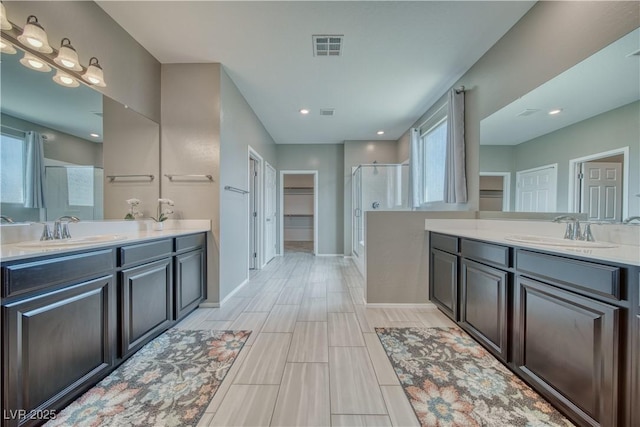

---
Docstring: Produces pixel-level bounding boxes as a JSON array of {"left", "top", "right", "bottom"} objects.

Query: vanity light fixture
[
  {"left": 54, "top": 38, "right": 82, "bottom": 71},
  {"left": 52, "top": 69, "right": 79, "bottom": 87},
  {"left": 299, "top": 109, "right": 310, "bottom": 115},
  {"left": 0, "top": 2, "right": 12, "bottom": 31},
  {"left": 376, "top": 130, "right": 385, "bottom": 135},
  {"left": 20, "top": 52, "right": 51, "bottom": 72},
  {"left": 0, "top": 37, "right": 16, "bottom": 54},
  {"left": 82, "top": 57, "right": 107, "bottom": 87},
  {"left": 548, "top": 108, "right": 563, "bottom": 115},
  {"left": 17, "top": 15, "right": 52, "bottom": 53}
]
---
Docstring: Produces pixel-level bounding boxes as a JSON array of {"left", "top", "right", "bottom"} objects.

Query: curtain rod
[
  {"left": 1, "top": 124, "right": 48, "bottom": 139},
  {"left": 416, "top": 86, "right": 465, "bottom": 130}
]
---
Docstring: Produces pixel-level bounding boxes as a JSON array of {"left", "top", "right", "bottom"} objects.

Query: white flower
[
  {"left": 158, "top": 198, "right": 174, "bottom": 206},
  {"left": 126, "top": 198, "right": 141, "bottom": 206}
]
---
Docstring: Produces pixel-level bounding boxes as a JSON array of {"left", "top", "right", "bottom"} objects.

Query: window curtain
[
  {"left": 409, "top": 128, "right": 424, "bottom": 208},
  {"left": 443, "top": 88, "right": 468, "bottom": 203},
  {"left": 24, "top": 131, "right": 46, "bottom": 209}
]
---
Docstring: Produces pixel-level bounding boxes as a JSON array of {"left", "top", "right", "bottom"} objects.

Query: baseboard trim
[
  {"left": 365, "top": 302, "right": 437, "bottom": 309},
  {"left": 219, "top": 277, "right": 250, "bottom": 305},
  {"left": 315, "top": 253, "right": 345, "bottom": 257},
  {"left": 199, "top": 302, "right": 220, "bottom": 308}
]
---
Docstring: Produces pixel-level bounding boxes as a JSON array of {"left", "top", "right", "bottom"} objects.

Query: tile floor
[{"left": 175, "top": 251, "right": 455, "bottom": 427}]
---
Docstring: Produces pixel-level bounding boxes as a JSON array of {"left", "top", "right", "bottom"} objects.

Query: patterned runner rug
[
  {"left": 375, "top": 327, "right": 574, "bottom": 427},
  {"left": 46, "top": 329, "right": 251, "bottom": 427}
]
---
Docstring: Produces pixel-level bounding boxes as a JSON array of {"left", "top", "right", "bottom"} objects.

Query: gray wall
[
  {"left": 481, "top": 101, "right": 640, "bottom": 214},
  {"left": 161, "top": 63, "right": 221, "bottom": 304},
  {"left": 4, "top": 1, "right": 161, "bottom": 122},
  {"left": 366, "top": 211, "right": 474, "bottom": 304},
  {"left": 220, "top": 67, "right": 277, "bottom": 300},
  {"left": 343, "top": 140, "right": 399, "bottom": 255},
  {"left": 277, "top": 144, "right": 344, "bottom": 255},
  {"left": 397, "top": 1, "right": 639, "bottom": 212}
]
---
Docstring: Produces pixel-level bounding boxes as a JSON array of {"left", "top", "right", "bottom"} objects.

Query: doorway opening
[
  {"left": 569, "top": 147, "right": 628, "bottom": 222},
  {"left": 248, "top": 148, "right": 263, "bottom": 270},
  {"left": 479, "top": 172, "right": 511, "bottom": 211},
  {"left": 279, "top": 171, "right": 318, "bottom": 255}
]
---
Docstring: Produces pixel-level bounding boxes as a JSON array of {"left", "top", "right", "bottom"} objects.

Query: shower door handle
[{"left": 354, "top": 208, "right": 361, "bottom": 217}]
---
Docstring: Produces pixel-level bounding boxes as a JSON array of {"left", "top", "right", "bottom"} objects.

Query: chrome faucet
[
  {"left": 0, "top": 215, "right": 14, "bottom": 223},
  {"left": 553, "top": 215, "right": 582, "bottom": 240},
  {"left": 623, "top": 216, "right": 640, "bottom": 224},
  {"left": 53, "top": 216, "right": 80, "bottom": 239}
]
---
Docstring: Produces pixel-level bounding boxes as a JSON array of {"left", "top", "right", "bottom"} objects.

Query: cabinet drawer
[
  {"left": 431, "top": 233, "right": 459, "bottom": 254},
  {"left": 175, "top": 233, "right": 205, "bottom": 254},
  {"left": 516, "top": 250, "right": 620, "bottom": 300},
  {"left": 119, "top": 239, "right": 173, "bottom": 268},
  {"left": 462, "top": 239, "right": 510, "bottom": 268},
  {"left": 2, "top": 249, "right": 115, "bottom": 298}
]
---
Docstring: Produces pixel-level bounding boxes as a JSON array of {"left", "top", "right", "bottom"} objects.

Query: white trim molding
[
  {"left": 219, "top": 277, "right": 250, "bottom": 306},
  {"left": 568, "top": 146, "right": 629, "bottom": 220},
  {"left": 365, "top": 303, "right": 437, "bottom": 309}
]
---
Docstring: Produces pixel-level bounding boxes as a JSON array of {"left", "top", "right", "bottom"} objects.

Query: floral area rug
[
  {"left": 46, "top": 329, "right": 251, "bottom": 427},
  {"left": 375, "top": 327, "right": 574, "bottom": 427}
]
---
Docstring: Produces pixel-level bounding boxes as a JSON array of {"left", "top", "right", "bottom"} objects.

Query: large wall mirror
[
  {"left": 480, "top": 28, "right": 639, "bottom": 222},
  {"left": 1, "top": 45, "right": 159, "bottom": 222}
]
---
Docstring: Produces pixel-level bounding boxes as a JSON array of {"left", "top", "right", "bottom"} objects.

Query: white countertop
[
  {"left": 0, "top": 220, "right": 211, "bottom": 262},
  {"left": 425, "top": 219, "right": 640, "bottom": 266}
]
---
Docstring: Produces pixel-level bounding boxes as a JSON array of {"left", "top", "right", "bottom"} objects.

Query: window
[
  {"left": 0, "top": 132, "right": 25, "bottom": 204},
  {"left": 421, "top": 118, "right": 447, "bottom": 204}
]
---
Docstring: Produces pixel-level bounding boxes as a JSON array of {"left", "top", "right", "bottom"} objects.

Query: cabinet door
[
  {"left": 175, "top": 250, "right": 205, "bottom": 320},
  {"left": 460, "top": 259, "right": 509, "bottom": 361},
  {"left": 120, "top": 258, "right": 173, "bottom": 358},
  {"left": 430, "top": 249, "right": 458, "bottom": 321},
  {"left": 3, "top": 275, "right": 115, "bottom": 427},
  {"left": 515, "top": 276, "right": 620, "bottom": 427}
]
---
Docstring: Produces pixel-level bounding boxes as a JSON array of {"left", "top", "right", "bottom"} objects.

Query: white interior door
[
  {"left": 516, "top": 164, "right": 557, "bottom": 212},
  {"left": 580, "top": 162, "right": 622, "bottom": 222},
  {"left": 264, "top": 163, "right": 277, "bottom": 263}
]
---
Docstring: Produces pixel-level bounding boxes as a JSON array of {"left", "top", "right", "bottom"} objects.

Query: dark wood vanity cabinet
[
  {"left": 632, "top": 272, "right": 640, "bottom": 427},
  {"left": 429, "top": 233, "right": 460, "bottom": 320},
  {"left": 429, "top": 232, "right": 635, "bottom": 427},
  {"left": 515, "top": 276, "right": 620, "bottom": 426},
  {"left": 2, "top": 263, "right": 116, "bottom": 427},
  {"left": 118, "top": 239, "right": 174, "bottom": 359},
  {"left": 120, "top": 258, "right": 173, "bottom": 358},
  {"left": 460, "top": 259, "right": 509, "bottom": 361},
  {"left": 1, "top": 232, "right": 207, "bottom": 427}
]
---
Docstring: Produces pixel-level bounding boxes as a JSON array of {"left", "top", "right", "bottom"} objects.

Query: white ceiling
[
  {"left": 97, "top": 1, "right": 535, "bottom": 144},
  {"left": 481, "top": 28, "right": 640, "bottom": 146}
]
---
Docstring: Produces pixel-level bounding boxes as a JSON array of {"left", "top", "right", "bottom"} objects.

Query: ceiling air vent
[
  {"left": 313, "top": 35, "right": 343, "bottom": 57},
  {"left": 320, "top": 109, "right": 335, "bottom": 116},
  {"left": 516, "top": 109, "right": 540, "bottom": 117}
]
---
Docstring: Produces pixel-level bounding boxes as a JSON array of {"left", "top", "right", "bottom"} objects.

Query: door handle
[{"left": 266, "top": 218, "right": 271, "bottom": 222}]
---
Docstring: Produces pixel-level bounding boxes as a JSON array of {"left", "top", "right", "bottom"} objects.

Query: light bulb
[
  {"left": 26, "top": 37, "right": 43, "bottom": 48},
  {"left": 28, "top": 58, "right": 43, "bottom": 68}
]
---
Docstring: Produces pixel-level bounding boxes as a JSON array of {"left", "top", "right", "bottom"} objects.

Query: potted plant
[
  {"left": 151, "top": 198, "right": 174, "bottom": 230},
  {"left": 124, "top": 198, "right": 142, "bottom": 220}
]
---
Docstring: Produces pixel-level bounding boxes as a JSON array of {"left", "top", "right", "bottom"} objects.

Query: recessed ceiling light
[
  {"left": 90, "top": 133, "right": 100, "bottom": 138},
  {"left": 299, "top": 109, "right": 310, "bottom": 115},
  {"left": 377, "top": 131, "right": 385, "bottom": 135},
  {"left": 548, "top": 109, "right": 563, "bottom": 115}
]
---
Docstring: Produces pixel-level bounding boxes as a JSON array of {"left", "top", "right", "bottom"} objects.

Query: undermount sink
[
  {"left": 504, "top": 234, "right": 618, "bottom": 249},
  {"left": 16, "top": 234, "right": 128, "bottom": 248}
]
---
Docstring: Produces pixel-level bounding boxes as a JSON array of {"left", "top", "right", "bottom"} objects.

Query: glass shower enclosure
[{"left": 352, "top": 163, "right": 409, "bottom": 274}]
